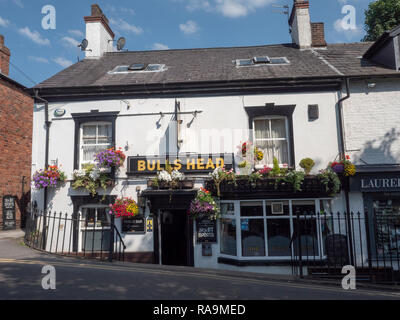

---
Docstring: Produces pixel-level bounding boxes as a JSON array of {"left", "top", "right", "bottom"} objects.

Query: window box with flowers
[
  {"left": 32, "top": 165, "right": 67, "bottom": 190},
  {"left": 148, "top": 168, "right": 194, "bottom": 190},
  {"left": 72, "top": 164, "right": 114, "bottom": 198}
]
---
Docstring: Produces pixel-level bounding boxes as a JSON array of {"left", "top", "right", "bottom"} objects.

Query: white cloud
[
  {"left": 53, "top": 57, "right": 73, "bottom": 68},
  {"left": 62, "top": 36, "right": 80, "bottom": 48},
  {"left": 109, "top": 18, "right": 143, "bottom": 35},
  {"left": 18, "top": 27, "right": 50, "bottom": 46},
  {"left": 178, "top": 0, "right": 274, "bottom": 18},
  {"left": 0, "top": 16, "right": 9, "bottom": 27},
  {"left": 13, "top": 0, "right": 23, "bottom": 8},
  {"left": 179, "top": 20, "right": 199, "bottom": 34},
  {"left": 152, "top": 43, "right": 170, "bottom": 50},
  {"left": 120, "top": 7, "right": 135, "bottom": 15},
  {"left": 68, "top": 29, "right": 84, "bottom": 38},
  {"left": 28, "top": 56, "right": 49, "bottom": 64}
]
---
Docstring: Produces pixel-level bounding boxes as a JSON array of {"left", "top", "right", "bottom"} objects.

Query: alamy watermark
[
  {"left": 341, "top": 265, "right": 356, "bottom": 290},
  {"left": 41, "top": 265, "right": 56, "bottom": 290},
  {"left": 41, "top": 5, "right": 56, "bottom": 30},
  {"left": 339, "top": 5, "right": 357, "bottom": 31}
]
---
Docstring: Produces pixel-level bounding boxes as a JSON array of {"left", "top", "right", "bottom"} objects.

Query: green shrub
[
  {"left": 299, "top": 158, "right": 315, "bottom": 175},
  {"left": 271, "top": 157, "right": 281, "bottom": 176}
]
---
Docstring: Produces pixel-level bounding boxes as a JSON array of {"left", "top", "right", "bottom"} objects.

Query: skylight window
[
  {"left": 235, "top": 57, "right": 289, "bottom": 67},
  {"left": 109, "top": 64, "right": 166, "bottom": 74}
]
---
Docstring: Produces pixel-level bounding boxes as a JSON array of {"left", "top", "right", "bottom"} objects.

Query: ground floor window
[
  {"left": 80, "top": 205, "right": 110, "bottom": 252},
  {"left": 219, "top": 199, "right": 332, "bottom": 259}
]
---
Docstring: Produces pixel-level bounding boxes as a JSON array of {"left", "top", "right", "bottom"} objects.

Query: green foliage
[
  {"left": 317, "top": 169, "right": 341, "bottom": 196},
  {"left": 271, "top": 157, "right": 281, "bottom": 176},
  {"left": 72, "top": 164, "right": 113, "bottom": 198},
  {"left": 278, "top": 170, "right": 305, "bottom": 192},
  {"left": 249, "top": 172, "right": 262, "bottom": 187},
  {"left": 363, "top": 0, "right": 400, "bottom": 41},
  {"left": 299, "top": 158, "right": 315, "bottom": 175},
  {"left": 238, "top": 161, "right": 250, "bottom": 168}
]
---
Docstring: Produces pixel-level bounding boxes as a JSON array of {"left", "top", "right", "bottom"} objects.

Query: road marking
[{"left": 0, "top": 258, "right": 399, "bottom": 298}]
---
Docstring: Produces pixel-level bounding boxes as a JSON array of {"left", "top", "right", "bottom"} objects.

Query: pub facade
[{"left": 29, "top": 3, "right": 400, "bottom": 276}]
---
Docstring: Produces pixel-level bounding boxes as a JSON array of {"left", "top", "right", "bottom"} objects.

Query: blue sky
[{"left": 0, "top": 0, "right": 371, "bottom": 87}]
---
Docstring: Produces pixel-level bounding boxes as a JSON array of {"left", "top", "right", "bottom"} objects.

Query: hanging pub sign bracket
[{"left": 127, "top": 153, "right": 234, "bottom": 175}]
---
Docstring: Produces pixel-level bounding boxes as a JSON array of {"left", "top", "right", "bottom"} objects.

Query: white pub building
[{"left": 29, "top": 2, "right": 400, "bottom": 279}]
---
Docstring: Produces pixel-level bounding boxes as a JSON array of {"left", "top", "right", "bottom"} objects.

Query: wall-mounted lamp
[
  {"left": 156, "top": 112, "right": 164, "bottom": 129},
  {"left": 121, "top": 100, "right": 132, "bottom": 110},
  {"left": 367, "top": 83, "right": 376, "bottom": 89},
  {"left": 187, "top": 110, "right": 198, "bottom": 128}
]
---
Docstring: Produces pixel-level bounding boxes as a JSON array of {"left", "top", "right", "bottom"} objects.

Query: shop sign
[
  {"left": 146, "top": 217, "right": 153, "bottom": 232},
  {"left": 2, "top": 195, "right": 16, "bottom": 230},
  {"left": 127, "top": 153, "right": 233, "bottom": 175},
  {"left": 350, "top": 173, "right": 400, "bottom": 192},
  {"left": 196, "top": 218, "right": 217, "bottom": 243}
]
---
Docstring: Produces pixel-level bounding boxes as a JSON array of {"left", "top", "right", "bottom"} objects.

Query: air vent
[{"left": 308, "top": 104, "right": 319, "bottom": 121}]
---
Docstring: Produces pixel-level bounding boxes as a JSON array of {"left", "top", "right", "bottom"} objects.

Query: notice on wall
[
  {"left": 146, "top": 217, "right": 153, "bottom": 232},
  {"left": 122, "top": 216, "right": 145, "bottom": 234},
  {"left": 2, "top": 195, "right": 16, "bottom": 230},
  {"left": 196, "top": 218, "right": 217, "bottom": 243}
]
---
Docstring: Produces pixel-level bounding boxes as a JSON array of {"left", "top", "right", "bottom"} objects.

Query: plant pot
[{"left": 239, "top": 166, "right": 252, "bottom": 175}]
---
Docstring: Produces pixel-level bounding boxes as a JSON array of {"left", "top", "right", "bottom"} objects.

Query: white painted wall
[
  {"left": 342, "top": 79, "right": 400, "bottom": 165},
  {"left": 85, "top": 21, "right": 114, "bottom": 58},
  {"left": 290, "top": 8, "right": 312, "bottom": 49},
  {"left": 31, "top": 91, "right": 347, "bottom": 269}
]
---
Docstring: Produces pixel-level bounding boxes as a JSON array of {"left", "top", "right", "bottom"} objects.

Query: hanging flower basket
[
  {"left": 188, "top": 188, "right": 220, "bottom": 220},
  {"left": 32, "top": 165, "right": 67, "bottom": 189},
  {"left": 95, "top": 147, "right": 126, "bottom": 169},
  {"left": 109, "top": 197, "right": 139, "bottom": 218}
]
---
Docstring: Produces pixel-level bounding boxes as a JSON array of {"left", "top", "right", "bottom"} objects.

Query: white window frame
[
  {"left": 252, "top": 115, "right": 291, "bottom": 168},
  {"left": 79, "top": 121, "right": 112, "bottom": 168},
  {"left": 78, "top": 204, "right": 111, "bottom": 252},
  {"left": 218, "top": 199, "right": 332, "bottom": 261}
]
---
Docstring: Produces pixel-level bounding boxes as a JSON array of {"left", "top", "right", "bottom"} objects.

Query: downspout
[
  {"left": 33, "top": 89, "right": 51, "bottom": 211},
  {"left": 337, "top": 78, "right": 354, "bottom": 264}
]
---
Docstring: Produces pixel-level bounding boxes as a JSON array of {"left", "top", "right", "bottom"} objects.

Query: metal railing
[
  {"left": 24, "top": 210, "right": 126, "bottom": 262},
  {"left": 289, "top": 211, "right": 400, "bottom": 284}
]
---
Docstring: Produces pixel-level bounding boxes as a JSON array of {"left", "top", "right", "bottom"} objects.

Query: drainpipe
[
  {"left": 337, "top": 78, "right": 354, "bottom": 265},
  {"left": 33, "top": 90, "right": 51, "bottom": 212}
]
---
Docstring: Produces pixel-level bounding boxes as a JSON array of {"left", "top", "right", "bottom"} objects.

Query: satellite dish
[
  {"left": 117, "top": 37, "right": 126, "bottom": 51},
  {"left": 78, "top": 39, "right": 88, "bottom": 51}
]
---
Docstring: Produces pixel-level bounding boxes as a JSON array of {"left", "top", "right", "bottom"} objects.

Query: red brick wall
[
  {"left": 0, "top": 79, "right": 33, "bottom": 229},
  {"left": 311, "top": 22, "right": 327, "bottom": 47}
]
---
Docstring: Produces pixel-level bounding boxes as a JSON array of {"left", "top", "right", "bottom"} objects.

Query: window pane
[
  {"left": 267, "top": 219, "right": 291, "bottom": 256},
  {"left": 98, "top": 124, "right": 111, "bottom": 144},
  {"left": 82, "top": 145, "right": 107, "bottom": 162},
  {"left": 241, "top": 219, "right": 265, "bottom": 256},
  {"left": 82, "top": 125, "right": 96, "bottom": 145},
  {"left": 266, "top": 201, "right": 290, "bottom": 216},
  {"left": 292, "top": 200, "right": 316, "bottom": 216},
  {"left": 273, "top": 140, "right": 289, "bottom": 164},
  {"left": 240, "top": 201, "right": 263, "bottom": 216},
  {"left": 254, "top": 120, "right": 270, "bottom": 139},
  {"left": 220, "top": 219, "right": 237, "bottom": 256},
  {"left": 97, "top": 207, "right": 110, "bottom": 227},
  {"left": 293, "top": 218, "right": 319, "bottom": 256},
  {"left": 84, "top": 208, "right": 96, "bottom": 227},
  {"left": 221, "top": 203, "right": 234, "bottom": 215},
  {"left": 270, "top": 119, "right": 287, "bottom": 139}
]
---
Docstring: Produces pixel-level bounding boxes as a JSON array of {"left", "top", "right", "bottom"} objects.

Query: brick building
[{"left": 0, "top": 34, "right": 33, "bottom": 230}]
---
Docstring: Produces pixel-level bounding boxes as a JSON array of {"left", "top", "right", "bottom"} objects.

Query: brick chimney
[
  {"left": 84, "top": 4, "right": 114, "bottom": 58},
  {"left": 289, "top": 0, "right": 312, "bottom": 49},
  {"left": 311, "top": 22, "right": 327, "bottom": 47},
  {"left": 0, "top": 35, "right": 10, "bottom": 76}
]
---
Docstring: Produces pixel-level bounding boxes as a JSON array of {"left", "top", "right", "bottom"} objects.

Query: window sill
[{"left": 218, "top": 257, "right": 293, "bottom": 266}]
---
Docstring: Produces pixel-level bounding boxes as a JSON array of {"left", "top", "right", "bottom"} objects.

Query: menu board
[
  {"left": 2, "top": 196, "right": 16, "bottom": 230},
  {"left": 122, "top": 216, "right": 145, "bottom": 233},
  {"left": 196, "top": 218, "right": 217, "bottom": 243}
]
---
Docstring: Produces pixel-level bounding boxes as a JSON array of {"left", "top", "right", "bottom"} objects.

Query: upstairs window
[
  {"left": 80, "top": 122, "right": 112, "bottom": 167},
  {"left": 254, "top": 116, "right": 290, "bottom": 166},
  {"left": 235, "top": 56, "right": 289, "bottom": 67},
  {"left": 109, "top": 64, "right": 166, "bottom": 73}
]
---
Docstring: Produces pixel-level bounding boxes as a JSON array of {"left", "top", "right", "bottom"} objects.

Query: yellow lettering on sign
[
  {"left": 174, "top": 159, "right": 182, "bottom": 171},
  {"left": 206, "top": 158, "right": 215, "bottom": 170},
  {"left": 138, "top": 160, "right": 146, "bottom": 171},
  {"left": 148, "top": 160, "right": 156, "bottom": 171},
  {"left": 197, "top": 158, "right": 205, "bottom": 170},
  {"left": 216, "top": 158, "right": 224, "bottom": 168},
  {"left": 187, "top": 159, "right": 196, "bottom": 170}
]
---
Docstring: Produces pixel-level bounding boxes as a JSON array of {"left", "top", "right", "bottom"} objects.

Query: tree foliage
[{"left": 363, "top": 0, "right": 400, "bottom": 41}]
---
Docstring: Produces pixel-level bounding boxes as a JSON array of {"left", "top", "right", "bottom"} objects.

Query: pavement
[{"left": 0, "top": 229, "right": 400, "bottom": 300}]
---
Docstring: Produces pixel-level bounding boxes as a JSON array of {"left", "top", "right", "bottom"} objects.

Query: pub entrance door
[{"left": 160, "top": 210, "right": 191, "bottom": 266}]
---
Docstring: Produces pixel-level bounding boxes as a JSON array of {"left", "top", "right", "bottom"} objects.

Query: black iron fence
[
  {"left": 289, "top": 211, "right": 400, "bottom": 284},
  {"left": 24, "top": 210, "right": 126, "bottom": 262}
]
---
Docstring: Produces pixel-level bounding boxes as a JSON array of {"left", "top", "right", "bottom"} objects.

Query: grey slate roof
[{"left": 34, "top": 42, "right": 400, "bottom": 90}]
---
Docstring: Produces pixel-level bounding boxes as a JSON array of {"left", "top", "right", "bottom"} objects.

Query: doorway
[{"left": 160, "top": 210, "right": 192, "bottom": 266}]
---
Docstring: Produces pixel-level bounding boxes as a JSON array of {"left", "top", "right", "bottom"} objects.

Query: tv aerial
[{"left": 271, "top": 4, "right": 290, "bottom": 32}]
